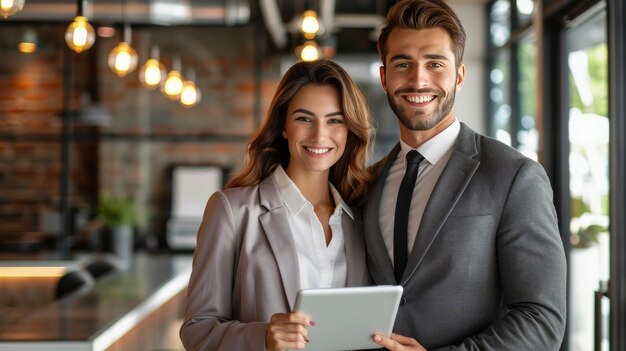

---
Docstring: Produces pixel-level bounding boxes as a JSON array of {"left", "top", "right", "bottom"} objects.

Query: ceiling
[
  {"left": 8, "top": 0, "right": 252, "bottom": 25},
  {"left": 9, "top": 0, "right": 389, "bottom": 49},
  {"left": 6, "top": 0, "right": 486, "bottom": 53},
  {"left": 262, "top": 0, "right": 389, "bottom": 51}
]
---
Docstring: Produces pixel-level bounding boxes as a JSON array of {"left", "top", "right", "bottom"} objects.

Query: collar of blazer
[
  {"left": 257, "top": 174, "right": 366, "bottom": 308},
  {"left": 258, "top": 175, "right": 301, "bottom": 310},
  {"left": 364, "top": 122, "right": 481, "bottom": 285}
]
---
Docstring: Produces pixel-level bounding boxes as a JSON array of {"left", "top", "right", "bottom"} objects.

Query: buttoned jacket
[{"left": 364, "top": 123, "right": 566, "bottom": 350}]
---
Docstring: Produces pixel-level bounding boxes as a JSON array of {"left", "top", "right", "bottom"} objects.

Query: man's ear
[
  {"left": 379, "top": 65, "right": 387, "bottom": 94},
  {"left": 456, "top": 64, "right": 466, "bottom": 91}
]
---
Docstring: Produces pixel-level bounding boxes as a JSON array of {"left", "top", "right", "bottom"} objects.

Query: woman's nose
[{"left": 311, "top": 120, "right": 326, "bottom": 140}]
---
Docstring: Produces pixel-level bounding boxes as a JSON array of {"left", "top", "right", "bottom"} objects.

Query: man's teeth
[
  {"left": 305, "top": 147, "right": 331, "bottom": 154},
  {"left": 406, "top": 95, "right": 434, "bottom": 103}
]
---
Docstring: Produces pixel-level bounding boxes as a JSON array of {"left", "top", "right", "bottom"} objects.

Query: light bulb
[
  {"left": 301, "top": 10, "right": 319, "bottom": 39},
  {"left": 139, "top": 59, "right": 166, "bottom": 89},
  {"left": 65, "top": 16, "right": 96, "bottom": 53},
  {"left": 163, "top": 70, "right": 184, "bottom": 100},
  {"left": 108, "top": 42, "right": 138, "bottom": 77},
  {"left": 18, "top": 42, "right": 36, "bottom": 53},
  {"left": 1, "top": 0, "right": 25, "bottom": 19},
  {"left": 18, "top": 29, "right": 37, "bottom": 53},
  {"left": 300, "top": 41, "right": 319, "bottom": 62},
  {"left": 180, "top": 81, "right": 201, "bottom": 107}
]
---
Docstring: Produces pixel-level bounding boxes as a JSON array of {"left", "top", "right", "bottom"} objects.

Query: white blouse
[{"left": 273, "top": 166, "right": 352, "bottom": 290}]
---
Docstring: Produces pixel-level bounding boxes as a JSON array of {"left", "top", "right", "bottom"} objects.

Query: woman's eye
[
  {"left": 295, "top": 116, "right": 311, "bottom": 122},
  {"left": 328, "top": 118, "right": 344, "bottom": 124}
]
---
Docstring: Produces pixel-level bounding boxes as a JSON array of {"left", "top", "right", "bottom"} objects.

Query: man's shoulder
[
  {"left": 368, "top": 155, "right": 390, "bottom": 179},
  {"left": 464, "top": 126, "right": 533, "bottom": 164},
  {"left": 456, "top": 124, "right": 544, "bottom": 178}
]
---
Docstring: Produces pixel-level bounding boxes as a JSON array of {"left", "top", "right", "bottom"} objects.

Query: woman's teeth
[{"left": 305, "top": 147, "right": 331, "bottom": 154}]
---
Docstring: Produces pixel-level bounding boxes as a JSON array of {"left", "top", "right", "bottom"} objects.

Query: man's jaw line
[{"left": 399, "top": 112, "right": 456, "bottom": 148}]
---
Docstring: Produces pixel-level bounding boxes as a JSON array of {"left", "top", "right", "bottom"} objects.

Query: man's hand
[
  {"left": 373, "top": 333, "right": 427, "bottom": 351},
  {"left": 265, "top": 312, "right": 313, "bottom": 351}
]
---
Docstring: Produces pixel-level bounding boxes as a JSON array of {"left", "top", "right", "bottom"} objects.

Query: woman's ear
[{"left": 282, "top": 131, "right": 287, "bottom": 139}]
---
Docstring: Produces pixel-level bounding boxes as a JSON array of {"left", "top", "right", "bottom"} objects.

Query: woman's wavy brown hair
[{"left": 225, "top": 59, "right": 374, "bottom": 206}]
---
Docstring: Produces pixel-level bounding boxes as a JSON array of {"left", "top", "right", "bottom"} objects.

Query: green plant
[
  {"left": 571, "top": 224, "right": 607, "bottom": 249},
  {"left": 97, "top": 195, "right": 136, "bottom": 228}
]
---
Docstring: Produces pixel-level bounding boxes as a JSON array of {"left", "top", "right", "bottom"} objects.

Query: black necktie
[{"left": 394, "top": 150, "right": 424, "bottom": 283}]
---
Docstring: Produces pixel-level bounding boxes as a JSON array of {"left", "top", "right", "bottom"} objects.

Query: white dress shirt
[
  {"left": 379, "top": 119, "right": 461, "bottom": 266},
  {"left": 273, "top": 166, "right": 351, "bottom": 289}
]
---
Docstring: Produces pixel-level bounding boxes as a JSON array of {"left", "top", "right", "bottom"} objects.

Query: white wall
[{"left": 449, "top": 0, "right": 487, "bottom": 134}]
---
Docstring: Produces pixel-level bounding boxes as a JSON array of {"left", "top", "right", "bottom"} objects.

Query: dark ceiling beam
[
  {"left": 259, "top": 0, "right": 287, "bottom": 49},
  {"left": 7, "top": 0, "right": 250, "bottom": 25}
]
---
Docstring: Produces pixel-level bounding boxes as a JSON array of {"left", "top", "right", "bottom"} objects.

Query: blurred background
[{"left": 1, "top": 0, "right": 626, "bottom": 350}]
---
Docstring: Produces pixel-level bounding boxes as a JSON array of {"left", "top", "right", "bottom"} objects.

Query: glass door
[{"left": 564, "top": 4, "right": 610, "bottom": 351}]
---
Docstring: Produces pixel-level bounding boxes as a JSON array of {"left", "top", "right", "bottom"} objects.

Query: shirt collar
[
  {"left": 272, "top": 165, "right": 353, "bottom": 219},
  {"left": 399, "top": 119, "right": 460, "bottom": 166},
  {"left": 329, "top": 183, "right": 354, "bottom": 219}
]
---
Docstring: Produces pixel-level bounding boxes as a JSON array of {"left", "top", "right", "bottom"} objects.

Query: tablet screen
[{"left": 292, "top": 285, "right": 403, "bottom": 351}]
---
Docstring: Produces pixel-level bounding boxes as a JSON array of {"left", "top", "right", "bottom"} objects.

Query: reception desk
[{"left": 0, "top": 253, "right": 192, "bottom": 351}]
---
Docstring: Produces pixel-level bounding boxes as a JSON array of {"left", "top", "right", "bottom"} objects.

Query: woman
[{"left": 180, "top": 59, "right": 374, "bottom": 351}]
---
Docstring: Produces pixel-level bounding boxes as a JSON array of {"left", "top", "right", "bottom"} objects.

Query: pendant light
[
  {"left": 301, "top": 10, "right": 319, "bottom": 39},
  {"left": 1, "top": 0, "right": 25, "bottom": 19},
  {"left": 18, "top": 29, "right": 37, "bottom": 53},
  {"left": 108, "top": 0, "right": 138, "bottom": 77},
  {"left": 139, "top": 46, "right": 166, "bottom": 89},
  {"left": 180, "top": 69, "right": 201, "bottom": 107},
  {"left": 162, "top": 57, "right": 184, "bottom": 100},
  {"left": 65, "top": 0, "right": 95, "bottom": 53},
  {"left": 108, "top": 24, "right": 138, "bottom": 77},
  {"left": 298, "top": 41, "right": 320, "bottom": 62}
]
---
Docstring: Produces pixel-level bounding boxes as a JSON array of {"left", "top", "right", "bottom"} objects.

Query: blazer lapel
[
  {"left": 258, "top": 176, "right": 300, "bottom": 310},
  {"left": 401, "top": 123, "right": 481, "bottom": 283},
  {"left": 344, "top": 211, "right": 366, "bottom": 286},
  {"left": 364, "top": 144, "right": 401, "bottom": 285}
]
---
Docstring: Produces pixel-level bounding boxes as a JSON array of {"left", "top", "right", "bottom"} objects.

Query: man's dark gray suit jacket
[{"left": 364, "top": 123, "right": 566, "bottom": 350}]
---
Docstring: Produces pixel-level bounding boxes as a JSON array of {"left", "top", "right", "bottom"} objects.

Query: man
[{"left": 365, "top": 0, "right": 567, "bottom": 350}]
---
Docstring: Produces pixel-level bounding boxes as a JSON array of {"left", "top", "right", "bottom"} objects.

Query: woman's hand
[{"left": 265, "top": 312, "right": 313, "bottom": 351}]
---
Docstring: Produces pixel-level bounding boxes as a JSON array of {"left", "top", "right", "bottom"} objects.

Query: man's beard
[{"left": 387, "top": 81, "right": 457, "bottom": 131}]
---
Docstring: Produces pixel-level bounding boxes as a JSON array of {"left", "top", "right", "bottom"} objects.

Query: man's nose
[{"left": 409, "top": 66, "right": 429, "bottom": 87}]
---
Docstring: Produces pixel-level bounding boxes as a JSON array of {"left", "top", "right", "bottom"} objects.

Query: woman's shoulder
[
  {"left": 219, "top": 183, "right": 262, "bottom": 203},
  {"left": 203, "top": 184, "right": 264, "bottom": 222}
]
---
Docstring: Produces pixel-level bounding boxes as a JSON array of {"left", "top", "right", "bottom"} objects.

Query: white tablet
[{"left": 292, "top": 285, "right": 403, "bottom": 351}]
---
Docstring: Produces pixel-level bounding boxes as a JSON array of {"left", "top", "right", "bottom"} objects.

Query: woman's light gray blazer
[{"left": 180, "top": 174, "right": 369, "bottom": 351}]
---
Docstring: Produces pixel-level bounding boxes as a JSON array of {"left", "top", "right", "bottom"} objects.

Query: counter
[{"left": 0, "top": 253, "right": 192, "bottom": 351}]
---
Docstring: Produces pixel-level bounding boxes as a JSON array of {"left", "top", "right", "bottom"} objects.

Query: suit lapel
[
  {"left": 258, "top": 176, "right": 300, "bottom": 310},
  {"left": 364, "top": 144, "right": 401, "bottom": 285},
  {"left": 344, "top": 211, "right": 366, "bottom": 286},
  {"left": 401, "top": 123, "right": 481, "bottom": 284}
]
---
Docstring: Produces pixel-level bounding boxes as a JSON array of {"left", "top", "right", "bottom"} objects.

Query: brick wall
[
  {"left": 0, "top": 24, "right": 99, "bottom": 245},
  {"left": 0, "top": 23, "right": 281, "bottom": 249}
]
